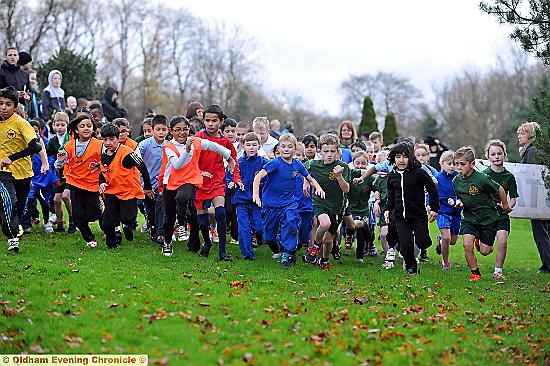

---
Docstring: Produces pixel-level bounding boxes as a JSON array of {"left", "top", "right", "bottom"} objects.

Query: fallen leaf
[
  {"left": 108, "top": 303, "right": 119, "bottom": 308},
  {"left": 354, "top": 297, "right": 370, "bottom": 305},
  {"left": 199, "top": 302, "right": 211, "bottom": 307},
  {"left": 452, "top": 327, "right": 466, "bottom": 333}
]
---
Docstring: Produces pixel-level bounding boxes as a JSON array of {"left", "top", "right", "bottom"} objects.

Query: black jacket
[
  {"left": 0, "top": 61, "right": 30, "bottom": 91},
  {"left": 101, "top": 86, "right": 127, "bottom": 122},
  {"left": 387, "top": 166, "right": 439, "bottom": 220}
]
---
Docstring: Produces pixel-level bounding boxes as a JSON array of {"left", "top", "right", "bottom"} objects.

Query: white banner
[{"left": 476, "top": 160, "right": 550, "bottom": 220}]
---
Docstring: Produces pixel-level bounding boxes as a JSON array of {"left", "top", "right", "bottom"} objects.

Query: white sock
[{"left": 494, "top": 267, "right": 502, "bottom": 274}]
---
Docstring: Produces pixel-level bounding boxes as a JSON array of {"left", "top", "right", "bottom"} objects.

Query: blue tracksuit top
[
  {"left": 234, "top": 153, "right": 269, "bottom": 205},
  {"left": 261, "top": 157, "right": 308, "bottom": 208},
  {"left": 435, "top": 170, "right": 462, "bottom": 215}
]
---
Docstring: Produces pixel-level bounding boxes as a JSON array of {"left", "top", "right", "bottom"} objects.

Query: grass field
[{"left": 0, "top": 218, "right": 548, "bottom": 365}]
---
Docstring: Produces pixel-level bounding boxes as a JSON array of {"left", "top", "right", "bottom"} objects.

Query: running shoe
[
  {"left": 44, "top": 222, "right": 54, "bottom": 233},
  {"left": 302, "top": 245, "right": 318, "bottom": 264},
  {"left": 492, "top": 273, "right": 505, "bottom": 280},
  {"left": 7, "top": 238, "right": 19, "bottom": 253},
  {"left": 140, "top": 221, "right": 149, "bottom": 233},
  {"left": 86, "top": 240, "right": 98, "bottom": 249},
  {"left": 319, "top": 261, "right": 331, "bottom": 271},
  {"left": 123, "top": 224, "right": 134, "bottom": 241},
  {"left": 419, "top": 249, "right": 429, "bottom": 262},
  {"left": 442, "top": 262, "right": 452, "bottom": 270},
  {"left": 344, "top": 233, "right": 354, "bottom": 250},
  {"left": 280, "top": 252, "right": 292, "bottom": 268},
  {"left": 177, "top": 225, "right": 187, "bottom": 241},
  {"left": 210, "top": 229, "right": 219, "bottom": 243},
  {"left": 367, "top": 244, "right": 378, "bottom": 257},
  {"left": 436, "top": 235, "right": 442, "bottom": 255},
  {"left": 469, "top": 273, "right": 482, "bottom": 282},
  {"left": 162, "top": 242, "right": 173, "bottom": 257}
]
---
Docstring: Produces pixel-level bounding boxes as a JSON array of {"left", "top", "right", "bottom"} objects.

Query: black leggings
[
  {"left": 163, "top": 184, "right": 195, "bottom": 245},
  {"left": 395, "top": 217, "right": 431, "bottom": 271}
]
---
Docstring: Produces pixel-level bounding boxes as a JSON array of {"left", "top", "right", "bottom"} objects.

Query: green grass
[{"left": 0, "top": 219, "right": 548, "bottom": 365}]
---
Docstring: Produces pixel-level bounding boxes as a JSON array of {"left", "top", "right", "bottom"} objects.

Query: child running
[
  {"left": 434, "top": 150, "right": 461, "bottom": 270},
  {"left": 482, "top": 140, "right": 518, "bottom": 279},
  {"left": 253, "top": 133, "right": 324, "bottom": 268},
  {"left": 0, "top": 87, "right": 43, "bottom": 252},
  {"left": 384, "top": 141, "right": 439, "bottom": 275},
  {"left": 57, "top": 115, "right": 103, "bottom": 248},
  {"left": 234, "top": 132, "right": 265, "bottom": 260},
  {"left": 303, "top": 134, "right": 350, "bottom": 270},
  {"left": 195, "top": 105, "right": 240, "bottom": 261},
  {"left": 99, "top": 123, "right": 154, "bottom": 249},
  {"left": 452, "top": 146, "right": 512, "bottom": 281},
  {"left": 158, "top": 115, "right": 235, "bottom": 257}
]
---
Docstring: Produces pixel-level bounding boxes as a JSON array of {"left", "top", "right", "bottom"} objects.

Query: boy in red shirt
[{"left": 195, "top": 105, "right": 240, "bottom": 261}]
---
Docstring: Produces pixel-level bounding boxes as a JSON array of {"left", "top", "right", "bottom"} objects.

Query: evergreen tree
[
  {"left": 421, "top": 114, "right": 439, "bottom": 138},
  {"left": 358, "top": 96, "right": 377, "bottom": 136},
  {"left": 383, "top": 112, "right": 398, "bottom": 144},
  {"left": 36, "top": 47, "right": 101, "bottom": 100}
]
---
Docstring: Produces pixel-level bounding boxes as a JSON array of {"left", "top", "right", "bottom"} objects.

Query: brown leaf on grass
[
  {"left": 108, "top": 303, "right": 119, "bottom": 308},
  {"left": 354, "top": 297, "right": 370, "bottom": 305},
  {"left": 150, "top": 358, "right": 169, "bottom": 366},
  {"left": 309, "top": 333, "right": 327, "bottom": 346},
  {"left": 194, "top": 293, "right": 205, "bottom": 297},
  {"left": 263, "top": 307, "right": 274, "bottom": 313},
  {"left": 101, "top": 332, "right": 114, "bottom": 342},
  {"left": 230, "top": 280, "right": 246, "bottom": 288},
  {"left": 260, "top": 319, "right": 271, "bottom": 328},
  {"left": 199, "top": 303, "right": 210, "bottom": 307},
  {"left": 30, "top": 344, "right": 45, "bottom": 353},
  {"left": 478, "top": 294, "right": 485, "bottom": 303},
  {"left": 452, "top": 327, "right": 466, "bottom": 333},
  {"left": 63, "top": 335, "right": 83, "bottom": 348}
]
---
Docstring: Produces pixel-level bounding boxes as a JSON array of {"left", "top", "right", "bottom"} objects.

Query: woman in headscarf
[
  {"left": 41, "top": 70, "right": 66, "bottom": 123},
  {"left": 518, "top": 121, "right": 550, "bottom": 274}
]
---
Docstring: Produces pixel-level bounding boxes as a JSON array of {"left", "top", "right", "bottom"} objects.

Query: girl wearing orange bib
[
  {"left": 57, "top": 116, "right": 103, "bottom": 248},
  {"left": 157, "top": 116, "right": 235, "bottom": 257}
]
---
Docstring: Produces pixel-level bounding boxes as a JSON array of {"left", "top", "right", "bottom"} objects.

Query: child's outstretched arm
[
  {"left": 354, "top": 165, "right": 377, "bottom": 184},
  {"left": 199, "top": 138, "right": 236, "bottom": 173},
  {"left": 305, "top": 175, "right": 325, "bottom": 199},
  {"left": 38, "top": 138, "right": 48, "bottom": 173},
  {"left": 252, "top": 169, "right": 267, "bottom": 207}
]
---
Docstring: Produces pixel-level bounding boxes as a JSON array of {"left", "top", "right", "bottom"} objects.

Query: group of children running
[{"left": 0, "top": 85, "right": 519, "bottom": 281}]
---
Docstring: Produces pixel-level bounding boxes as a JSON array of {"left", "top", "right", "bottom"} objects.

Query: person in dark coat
[
  {"left": 101, "top": 86, "right": 127, "bottom": 122},
  {"left": 0, "top": 47, "right": 30, "bottom": 99}
]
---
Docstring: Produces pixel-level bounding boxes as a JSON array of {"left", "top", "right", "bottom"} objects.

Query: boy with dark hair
[
  {"left": 253, "top": 133, "right": 324, "bottom": 268},
  {"left": 99, "top": 123, "right": 154, "bottom": 248},
  {"left": 0, "top": 87, "right": 42, "bottom": 251},
  {"left": 195, "top": 105, "right": 240, "bottom": 261},
  {"left": 138, "top": 115, "right": 168, "bottom": 243},
  {"left": 113, "top": 118, "right": 138, "bottom": 151}
]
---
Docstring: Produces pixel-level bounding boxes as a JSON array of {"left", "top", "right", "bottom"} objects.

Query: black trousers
[
  {"left": 531, "top": 219, "right": 550, "bottom": 272},
  {"left": 14, "top": 177, "right": 31, "bottom": 220},
  {"left": 163, "top": 184, "right": 195, "bottom": 245},
  {"left": 0, "top": 174, "right": 19, "bottom": 239},
  {"left": 70, "top": 185, "right": 102, "bottom": 242},
  {"left": 103, "top": 194, "right": 137, "bottom": 247},
  {"left": 395, "top": 216, "right": 431, "bottom": 271},
  {"left": 144, "top": 192, "right": 164, "bottom": 237}
]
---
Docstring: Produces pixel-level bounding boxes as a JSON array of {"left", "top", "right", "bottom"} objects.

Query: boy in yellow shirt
[{"left": 0, "top": 87, "right": 42, "bottom": 252}]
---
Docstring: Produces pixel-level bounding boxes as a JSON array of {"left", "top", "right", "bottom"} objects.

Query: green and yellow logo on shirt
[
  {"left": 292, "top": 170, "right": 299, "bottom": 177},
  {"left": 328, "top": 172, "right": 336, "bottom": 180},
  {"left": 7, "top": 129, "right": 16, "bottom": 139},
  {"left": 468, "top": 185, "right": 479, "bottom": 196}
]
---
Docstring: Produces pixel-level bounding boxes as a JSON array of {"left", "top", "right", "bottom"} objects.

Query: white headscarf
[{"left": 43, "top": 70, "right": 65, "bottom": 98}]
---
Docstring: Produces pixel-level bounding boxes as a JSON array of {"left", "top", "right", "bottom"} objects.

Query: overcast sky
[{"left": 170, "top": 0, "right": 524, "bottom": 115}]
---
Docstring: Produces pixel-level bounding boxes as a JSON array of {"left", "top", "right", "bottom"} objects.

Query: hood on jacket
[{"left": 102, "top": 87, "right": 118, "bottom": 105}]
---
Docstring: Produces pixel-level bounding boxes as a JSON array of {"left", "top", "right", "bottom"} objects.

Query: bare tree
[{"left": 340, "top": 71, "right": 423, "bottom": 135}]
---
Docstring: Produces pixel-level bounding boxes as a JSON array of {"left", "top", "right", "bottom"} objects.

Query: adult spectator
[
  {"left": 41, "top": 70, "right": 66, "bottom": 123},
  {"left": 0, "top": 47, "right": 30, "bottom": 100},
  {"left": 100, "top": 86, "right": 127, "bottom": 122},
  {"left": 423, "top": 135, "right": 449, "bottom": 171},
  {"left": 338, "top": 120, "right": 357, "bottom": 149},
  {"left": 18, "top": 51, "right": 33, "bottom": 72},
  {"left": 27, "top": 70, "right": 41, "bottom": 120},
  {"left": 518, "top": 121, "right": 550, "bottom": 274}
]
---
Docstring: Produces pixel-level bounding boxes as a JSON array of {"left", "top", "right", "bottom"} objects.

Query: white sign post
[{"left": 476, "top": 160, "right": 550, "bottom": 220}]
